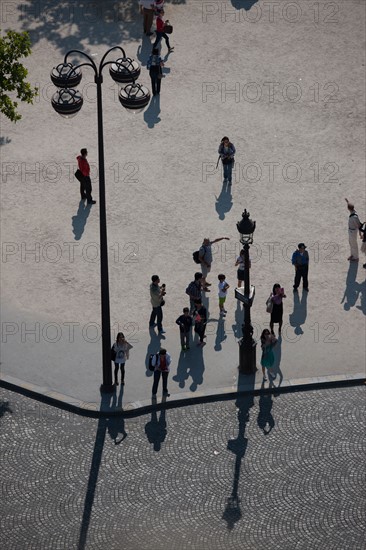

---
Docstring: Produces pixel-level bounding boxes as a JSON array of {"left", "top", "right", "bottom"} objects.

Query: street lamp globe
[
  {"left": 109, "top": 57, "right": 141, "bottom": 84},
  {"left": 51, "top": 88, "right": 83, "bottom": 118},
  {"left": 50, "top": 63, "right": 82, "bottom": 88},
  {"left": 237, "top": 209, "right": 256, "bottom": 245},
  {"left": 119, "top": 83, "right": 150, "bottom": 113}
]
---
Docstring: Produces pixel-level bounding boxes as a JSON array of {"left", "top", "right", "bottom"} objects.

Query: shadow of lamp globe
[
  {"left": 235, "top": 209, "right": 257, "bottom": 374},
  {"left": 50, "top": 48, "right": 150, "bottom": 393}
]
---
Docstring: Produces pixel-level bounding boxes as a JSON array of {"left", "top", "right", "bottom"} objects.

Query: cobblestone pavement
[{"left": 0, "top": 386, "right": 365, "bottom": 550}]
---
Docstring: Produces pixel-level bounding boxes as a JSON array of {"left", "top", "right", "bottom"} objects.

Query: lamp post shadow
[{"left": 223, "top": 371, "right": 255, "bottom": 530}]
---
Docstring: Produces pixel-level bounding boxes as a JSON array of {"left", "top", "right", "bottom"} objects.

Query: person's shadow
[
  {"left": 72, "top": 200, "right": 91, "bottom": 240},
  {"left": 214, "top": 318, "right": 227, "bottom": 351},
  {"left": 341, "top": 262, "right": 361, "bottom": 310},
  {"left": 172, "top": 349, "right": 191, "bottom": 389},
  {"left": 188, "top": 345, "right": 205, "bottom": 391},
  {"left": 232, "top": 300, "right": 243, "bottom": 340},
  {"left": 289, "top": 290, "right": 308, "bottom": 335},
  {"left": 145, "top": 405, "right": 167, "bottom": 451},
  {"left": 230, "top": 0, "right": 259, "bottom": 10},
  {"left": 356, "top": 278, "right": 366, "bottom": 315},
  {"left": 144, "top": 94, "right": 161, "bottom": 128},
  {"left": 215, "top": 181, "right": 233, "bottom": 220},
  {"left": 136, "top": 34, "right": 154, "bottom": 67},
  {"left": 257, "top": 381, "right": 275, "bottom": 435},
  {"left": 107, "top": 413, "right": 127, "bottom": 445}
]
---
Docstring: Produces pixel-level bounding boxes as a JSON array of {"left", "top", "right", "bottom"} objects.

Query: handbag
[
  {"left": 266, "top": 294, "right": 273, "bottom": 314},
  {"left": 161, "top": 299, "right": 165, "bottom": 307},
  {"left": 74, "top": 169, "right": 84, "bottom": 182},
  {"left": 164, "top": 24, "right": 173, "bottom": 34}
]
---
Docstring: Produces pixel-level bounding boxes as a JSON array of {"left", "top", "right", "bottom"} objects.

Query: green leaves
[{"left": 0, "top": 30, "right": 38, "bottom": 122}]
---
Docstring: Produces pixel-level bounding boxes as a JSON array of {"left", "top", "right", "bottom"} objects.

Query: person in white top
[
  {"left": 345, "top": 198, "right": 362, "bottom": 261},
  {"left": 218, "top": 274, "right": 230, "bottom": 317}
]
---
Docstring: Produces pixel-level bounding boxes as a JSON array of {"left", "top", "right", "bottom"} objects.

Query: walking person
[
  {"left": 292, "top": 243, "right": 309, "bottom": 292},
  {"left": 260, "top": 329, "right": 277, "bottom": 381},
  {"left": 139, "top": 0, "right": 155, "bottom": 35},
  {"left": 193, "top": 299, "right": 207, "bottom": 347},
  {"left": 151, "top": 348, "right": 171, "bottom": 397},
  {"left": 269, "top": 284, "right": 286, "bottom": 335},
  {"left": 199, "top": 236, "right": 230, "bottom": 290},
  {"left": 186, "top": 272, "right": 203, "bottom": 313},
  {"left": 360, "top": 222, "right": 366, "bottom": 268},
  {"left": 152, "top": 9, "right": 174, "bottom": 53},
  {"left": 76, "top": 148, "right": 96, "bottom": 204},
  {"left": 111, "top": 332, "right": 133, "bottom": 386},
  {"left": 218, "top": 136, "right": 236, "bottom": 185},
  {"left": 218, "top": 274, "right": 230, "bottom": 317},
  {"left": 176, "top": 307, "right": 193, "bottom": 351},
  {"left": 147, "top": 48, "right": 164, "bottom": 96},
  {"left": 345, "top": 198, "right": 362, "bottom": 261},
  {"left": 235, "top": 249, "right": 251, "bottom": 287},
  {"left": 149, "top": 275, "right": 166, "bottom": 334}
]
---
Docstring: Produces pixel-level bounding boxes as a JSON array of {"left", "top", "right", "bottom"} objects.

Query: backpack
[
  {"left": 148, "top": 353, "right": 158, "bottom": 371},
  {"left": 193, "top": 250, "right": 201, "bottom": 264}
]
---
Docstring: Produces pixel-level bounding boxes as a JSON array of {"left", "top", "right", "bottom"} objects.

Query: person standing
[
  {"left": 360, "top": 222, "right": 366, "bottom": 268},
  {"left": 76, "top": 148, "right": 96, "bottom": 205},
  {"left": 345, "top": 198, "right": 362, "bottom": 261},
  {"left": 193, "top": 299, "right": 207, "bottom": 347},
  {"left": 149, "top": 275, "right": 166, "bottom": 334},
  {"left": 199, "top": 236, "right": 230, "bottom": 290},
  {"left": 218, "top": 136, "right": 236, "bottom": 185},
  {"left": 186, "top": 272, "right": 203, "bottom": 313},
  {"left": 235, "top": 249, "right": 251, "bottom": 287},
  {"left": 175, "top": 307, "right": 193, "bottom": 351},
  {"left": 111, "top": 332, "right": 133, "bottom": 386},
  {"left": 269, "top": 284, "right": 286, "bottom": 335},
  {"left": 292, "top": 243, "right": 309, "bottom": 292},
  {"left": 147, "top": 48, "right": 164, "bottom": 96},
  {"left": 260, "top": 329, "right": 277, "bottom": 381},
  {"left": 152, "top": 348, "right": 171, "bottom": 397},
  {"left": 139, "top": 0, "right": 155, "bottom": 35},
  {"left": 218, "top": 274, "right": 230, "bottom": 317},
  {"left": 152, "top": 9, "right": 174, "bottom": 53}
]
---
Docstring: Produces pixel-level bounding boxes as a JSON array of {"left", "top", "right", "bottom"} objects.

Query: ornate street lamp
[
  {"left": 50, "top": 48, "right": 150, "bottom": 393},
  {"left": 235, "top": 209, "right": 257, "bottom": 374}
]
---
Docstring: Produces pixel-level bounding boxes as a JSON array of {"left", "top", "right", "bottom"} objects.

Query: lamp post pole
[
  {"left": 236, "top": 210, "right": 257, "bottom": 374},
  {"left": 50, "top": 48, "right": 150, "bottom": 392}
]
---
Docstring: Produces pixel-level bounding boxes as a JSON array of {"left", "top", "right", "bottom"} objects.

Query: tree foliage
[{"left": 0, "top": 30, "right": 38, "bottom": 122}]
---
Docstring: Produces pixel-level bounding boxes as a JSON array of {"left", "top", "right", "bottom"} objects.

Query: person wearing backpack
[
  {"left": 186, "top": 272, "right": 203, "bottom": 314},
  {"left": 111, "top": 332, "right": 133, "bottom": 386},
  {"left": 147, "top": 48, "right": 164, "bottom": 96},
  {"left": 218, "top": 136, "right": 236, "bottom": 185},
  {"left": 198, "top": 236, "right": 230, "bottom": 290},
  {"left": 345, "top": 198, "right": 363, "bottom": 261},
  {"left": 151, "top": 348, "right": 171, "bottom": 397}
]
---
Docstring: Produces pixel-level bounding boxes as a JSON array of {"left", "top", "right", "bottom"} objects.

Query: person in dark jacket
[
  {"left": 218, "top": 136, "right": 236, "bottom": 185},
  {"left": 292, "top": 243, "right": 309, "bottom": 292},
  {"left": 193, "top": 299, "right": 207, "bottom": 347},
  {"left": 186, "top": 273, "right": 203, "bottom": 314},
  {"left": 176, "top": 307, "right": 193, "bottom": 351},
  {"left": 147, "top": 48, "right": 164, "bottom": 96}
]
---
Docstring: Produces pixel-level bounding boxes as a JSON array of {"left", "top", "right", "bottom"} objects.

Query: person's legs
[
  {"left": 349, "top": 232, "right": 359, "bottom": 260},
  {"left": 162, "top": 32, "right": 171, "bottom": 49},
  {"left": 80, "top": 179, "right": 86, "bottom": 199},
  {"left": 156, "top": 306, "right": 163, "bottom": 331},
  {"left": 294, "top": 268, "right": 301, "bottom": 289},
  {"left": 227, "top": 162, "right": 233, "bottom": 183},
  {"left": 150, "top": 75, "right": 157, "bottom": 95},
  {"left": 223, "top": 164, "right": 228, "bottom": 181},
  {"left": 153, "top": 32, "right": 163, "bottom": 49},
  {"left": 149, "top": 307, "right": 157, "bottom": 327},
  {"left": 180, "top": 331, "right": 185, "bottom": 349},
  {"left": 120, "top": 363, "right": 125, "bottom": 385},
  {"left": 145, "top": 8, "right": 154, "bottom": 33},
  {"left": 162, "top": 372, "right": 169, "bottom": 394},
  {"left": 84, "top": 176, "right": 93, "bottom": 203},
  {"left": 184, "top": 331, "right": 190, "bottom": 349},
  {"left": 156, "top": 74, "right": 161, "bottom": 94},
  {"left": 302, "top": 267, "right": 309, "bottom": 290},
  {"left": 114, "top": 363, "right": 119, "bottom": 385},
  {"left": 152, "top": 370, "right": 161, "bottom": 395}
]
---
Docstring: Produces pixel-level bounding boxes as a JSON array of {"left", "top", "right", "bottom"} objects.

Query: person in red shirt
[
  {"left": 76, "top": 148, "right": 96, "bottom": 204},
  {"left": 152, "top": 9, "right": 174, "bottom": 53}
]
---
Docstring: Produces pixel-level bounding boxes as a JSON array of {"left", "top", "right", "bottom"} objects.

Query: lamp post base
[
  {"left": 100, "top": 383, "right": 115, "bottom": 393},
  {"left": 239, "top": 339, "right": 257, "bottom": 374}
]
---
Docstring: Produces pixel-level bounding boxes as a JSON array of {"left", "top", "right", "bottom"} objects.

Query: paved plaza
[
  {"left": 1, "top": 385, "right": 365, "bottom": 549},
  {"left": 1, "top": 1, "right": 365, "bottom": 407}
]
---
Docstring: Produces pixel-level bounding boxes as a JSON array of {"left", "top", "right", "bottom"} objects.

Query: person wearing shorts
[
  {"left": 199, "top": 236, "right": 230, "bottom": 290},
  {"left": 218, "top": 274, "right": 230, "bottom": 317}
]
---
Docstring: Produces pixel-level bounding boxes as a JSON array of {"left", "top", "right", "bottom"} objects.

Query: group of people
[{"left": 141, "top": 0, "right": 174, "bottom": 96}]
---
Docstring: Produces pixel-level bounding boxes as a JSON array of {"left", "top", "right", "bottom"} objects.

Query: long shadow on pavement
[
  {"left": 72, "top": 200, "right": 91, "bottom": 240},
  {"left": 145, "top": 396, "right": 168, "bottom": 451},
  {"left": 341, "top": 261, "right": 361, "bottom": 311},
  {"left": 289, "top": 290, "right": 308, "bottom": 335}
]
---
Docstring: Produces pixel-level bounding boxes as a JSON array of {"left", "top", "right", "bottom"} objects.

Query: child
[
  {"left": 175, "top": 307, "right": 193, "bottom": 351},
  {"left": 218, "top": 274, "right": 230, "bottom": 317},
  {"left": 260, "top": 330, "right": 277, "bottom": 381}
]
